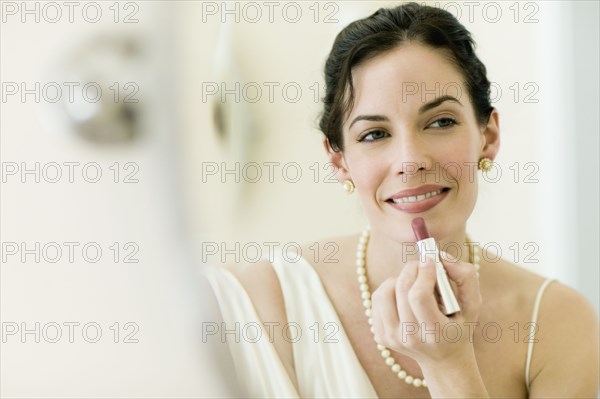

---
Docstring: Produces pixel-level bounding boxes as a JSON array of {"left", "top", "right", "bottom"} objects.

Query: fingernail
[{"left": 440, "top": 250, "right": 456, "bottom": 262}]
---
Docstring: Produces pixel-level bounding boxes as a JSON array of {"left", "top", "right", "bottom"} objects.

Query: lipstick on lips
[
  {"left": 386, "top": 185, "right": 450, "bottom": 214},
  {"left": 411, "top": 217, "right": 461, "bottom": 316}
]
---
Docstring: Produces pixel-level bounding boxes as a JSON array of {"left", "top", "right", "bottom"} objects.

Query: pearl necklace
[{"left": 356, "top": 226, "right": 481, "bottom": 389}]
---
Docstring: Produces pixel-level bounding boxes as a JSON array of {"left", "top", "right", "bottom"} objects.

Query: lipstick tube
[{"left": 411, "top": 217, "right": 461, "bottom": 316}]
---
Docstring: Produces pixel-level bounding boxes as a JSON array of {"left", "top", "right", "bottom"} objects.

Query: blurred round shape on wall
[{"left": 58, "top": 35, "right": 147, "bottom": 145}]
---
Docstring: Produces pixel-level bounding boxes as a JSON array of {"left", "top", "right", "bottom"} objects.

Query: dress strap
[{"left": 525, "top": 278, "right": 556, "bottom": 394}]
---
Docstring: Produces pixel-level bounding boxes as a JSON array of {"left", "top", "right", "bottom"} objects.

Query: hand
[{"left": 370, "top": 251, "right": 482, "bottom": 367}]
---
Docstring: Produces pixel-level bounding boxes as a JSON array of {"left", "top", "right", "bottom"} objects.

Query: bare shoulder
[
  {"left": 481, "top": 256, "right": 599, "bottom": 396},
  {"left": 482, "top": 254, "right": 597, "bottom": 327},
  {"left": 477, "top": 250, "right": 552, "bottom": 309},
  {"left": 224, "top": 260, "right": 287, "bottom": 327},
  {"left": 528, "top": 277, "right": 599, "bottom": 397},
  {"left": 478, "top": 253, "right": 594, "bottom": 313}
]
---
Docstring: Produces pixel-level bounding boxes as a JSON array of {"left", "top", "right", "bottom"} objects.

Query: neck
[{"left": 363, "top": 226, "right": 469, "bottom": 291}]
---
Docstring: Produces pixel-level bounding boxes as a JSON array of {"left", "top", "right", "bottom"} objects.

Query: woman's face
[{"left": 328, "top": 43, "right": 499, "bottom": 243}]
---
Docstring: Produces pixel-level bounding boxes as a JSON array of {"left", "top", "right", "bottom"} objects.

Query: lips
[{"left": 385, "top": 184, "right": 451, "bottom": 213}]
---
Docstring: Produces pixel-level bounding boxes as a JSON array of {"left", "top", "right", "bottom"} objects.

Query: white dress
[{"left": 203, "top": 249, "right": 555, "bottom": 398}]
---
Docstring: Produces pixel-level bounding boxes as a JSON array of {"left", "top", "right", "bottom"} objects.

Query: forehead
[{"left": 346, "top": 43, "right": 468, "bottom": 121}]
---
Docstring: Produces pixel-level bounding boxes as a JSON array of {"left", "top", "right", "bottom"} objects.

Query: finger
[
  {"left": 409, "top": 255, "right": 445, "bottom": 324},
  {"left": 395, "top": 261, "right": 419, "bottom": 344},
  {"left": 371, "top": 277, "right": 399, "bottom": 345},
  {"left": 439, "top": 250, "right": 482, "bottom": 319}
]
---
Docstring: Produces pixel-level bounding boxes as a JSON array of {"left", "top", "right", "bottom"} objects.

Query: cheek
[
  {"left": 439, "top": 138, "right": 479, "bottom": 172},
  {"left": 345, "top": 155, "right": 384, "bottom": 192},
  {"left": 352, "top": 162, "right": 381, "bottom": 188}
]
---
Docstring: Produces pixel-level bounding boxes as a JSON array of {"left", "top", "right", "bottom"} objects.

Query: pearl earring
[
  {"left": 478, "top": 157, "right": 493, "bottom": 172},
  {"left": 343, "top": 180, "right": 355, "bottom": 194}
]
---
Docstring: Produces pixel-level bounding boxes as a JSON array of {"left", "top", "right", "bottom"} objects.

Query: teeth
[{"left": 392, "top": 189, "right": 444, "bottom": 204}]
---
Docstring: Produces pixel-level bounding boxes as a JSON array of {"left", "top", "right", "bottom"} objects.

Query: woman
[{"left": 205, "top": 3, "right": 599, "bottom": 398}]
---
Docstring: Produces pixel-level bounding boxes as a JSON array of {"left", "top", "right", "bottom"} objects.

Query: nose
[{"left": 391, "top": 130, "right": 434, "bottom": 177}]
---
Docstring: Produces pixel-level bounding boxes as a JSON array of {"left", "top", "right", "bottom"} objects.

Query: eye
[
  {"left": 428, "top": 117, "right": 457, "bottom": 129},
  {"left": 358, "top": 130, "right": 389, "bottom": 142}
]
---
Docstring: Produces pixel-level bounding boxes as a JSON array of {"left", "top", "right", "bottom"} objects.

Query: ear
[
  {"left": 480, "top": 108, "right": 500, "bottom": 161},
  {"left": 322, "top": 137, "right": 351, "bottom": 183}
]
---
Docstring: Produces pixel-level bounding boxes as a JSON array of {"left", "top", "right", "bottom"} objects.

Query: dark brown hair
[{"left": 319, "top": 2, "right": 493, "bottom": 152}]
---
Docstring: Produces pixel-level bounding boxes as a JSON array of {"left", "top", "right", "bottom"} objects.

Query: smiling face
[{"left": 326, "top": 43, "right": 500, "bottom": 243}]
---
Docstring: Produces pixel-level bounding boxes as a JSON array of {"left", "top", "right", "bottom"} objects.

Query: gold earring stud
[
  {"left": 478, "top": 157, "right": 493, "bottom": 172},
  {"left": 343, "top": 180, "right": 355, "bottom": 194}
]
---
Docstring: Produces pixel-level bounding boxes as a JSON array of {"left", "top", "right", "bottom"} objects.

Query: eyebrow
[
  {"left": 348, "top": 95, "right": 463, "bottom": 130},
  {"left": 419, "top": 95, "right": 463, "bottom": 114}
]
